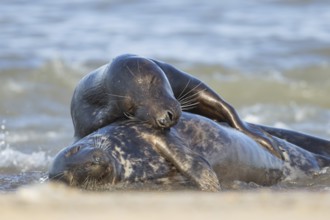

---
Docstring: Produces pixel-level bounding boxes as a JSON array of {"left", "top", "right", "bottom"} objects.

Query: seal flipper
[
  {"left": 315, "top": 154, "right": 330, "bottom": 168},
  {"left": 153, "top": 59, "right": 283, "bottom": 159},
  {"left": 255, "top": 124, "right": 330, "bottom": 158},
  {"left": 142, "top": 131, "right": 221, "bottom": 192},
  {"left": 245, "top": 123, "right": 284, "bottom": 159}
]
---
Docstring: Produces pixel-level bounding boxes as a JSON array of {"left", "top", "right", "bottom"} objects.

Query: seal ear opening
[{"left": 65, "top": 145, "right": 81, "bottom": 157}]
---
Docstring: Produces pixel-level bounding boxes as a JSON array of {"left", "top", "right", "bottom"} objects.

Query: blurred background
[{"left": 0, "top": 0, "right": 329, "bottom": 191}]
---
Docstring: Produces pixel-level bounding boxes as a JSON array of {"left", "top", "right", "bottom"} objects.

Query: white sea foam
[{"left": 0, "top": 147, "right": 52, "bottom": 172}]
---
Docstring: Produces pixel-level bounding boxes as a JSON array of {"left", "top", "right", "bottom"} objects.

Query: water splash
[
  {"left": 0, "top": 120, "right": 8, "bottom": 149},
  {"left": 0, "top": 148, "right": 52, "bottom": 172},
  {"left": 0, "top": 120, "right": 52, "bottom": 172}
]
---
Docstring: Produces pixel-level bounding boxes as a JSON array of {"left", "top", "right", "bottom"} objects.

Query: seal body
[
  {"left": 71, "top": 54, "right": 283, "bottom": 158},
  {"left": 49, "top": 113, "right": 330, "bottom": 191}
]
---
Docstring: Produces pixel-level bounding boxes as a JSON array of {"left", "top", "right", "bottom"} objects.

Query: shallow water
[{"left": 1, "top": 0, "right": 330, "bottom": 192}]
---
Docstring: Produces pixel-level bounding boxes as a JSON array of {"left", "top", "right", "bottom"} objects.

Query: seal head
[
  {"left": 106, "top": 55, "right": 182, "bottom": 129},
  {"left": 49, "top": 143, "right": 122, "bottom": 188}
]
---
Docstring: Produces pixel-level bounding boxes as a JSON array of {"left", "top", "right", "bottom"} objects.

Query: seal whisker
[
  {"left": 100, "top": 140, "right": 111, "bottom": 151},
  {"left": 82, "top": 176, "right": 90, "bottom": 188},
  {"left": 177, "top": 82, "right": 203, "bottom": 103},
  {"left": 178, "top": 87, "right": 206, "bottom": 104},
  {"left": 105, "top": 92, "right": 130, "bottom": 99},
  {"left": 137, "top": 59, "right": 141, "bottom": 74},
  {"left": 178, "top": 88, "right": 206, "bottom": 111},
  {"left": 86, "top": 178, "right": 98, "bottom": 191},
  {"left": 82, "top": 177, "right": 94, "bottom": 190},
  {"left": 179, "top": 97, "right": 198, "bottom": 108},
  {"left": 177, "top": 79, "right": 191, "bottom": 101},
  {"left": 180, "top": 101, "right": 199, "bottom": 109},
  {"left": 181, "top": 102, "right": 200, "bottom": 111},
  {"left": 123, "top": 112, "right": 149, "bottom": 124},
  {"left": 89, "top": 176, "right": 98, "bottom": 190},
  {"left": 93, "top": 134, "right": 111, "bottom": 151},
  {"left": 68, "top": 173, "right": 75, "bottom": 186},
  {"left": 124, "top": 111, "right": 135, "bottom": 120},
  {"left": 93, "top": 134, "right": 102, "bottom": 149},
  {"left": 179, "top": 95, "right": 199, "bottom": 105},
  {"left": 126, "top": 64, "right": 137, "bottom": 78},
  {"left": 179, "top": 92, "right": 199, "bottom": 103},
  {"left": 49, "top": 172, "right": 65, "bottom": 180},
  {"left": 178, "top": 91, "right": 199, "bottom": 102},
  {"left": 92, "top": 179, "right": 99, "bottom": 190}
]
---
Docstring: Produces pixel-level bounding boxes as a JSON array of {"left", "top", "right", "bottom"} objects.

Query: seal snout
[{"left": 157, "top": 110, "right": 176, "bottom": 128}]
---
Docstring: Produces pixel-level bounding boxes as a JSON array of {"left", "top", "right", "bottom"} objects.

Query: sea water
[{"left": 1, "top": 0, "right": 330, "bottom": 191}]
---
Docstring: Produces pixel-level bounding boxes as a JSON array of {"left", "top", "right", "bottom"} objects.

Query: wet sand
[{"left": 1, "top": 183, "right": 329, "bottom": 220}]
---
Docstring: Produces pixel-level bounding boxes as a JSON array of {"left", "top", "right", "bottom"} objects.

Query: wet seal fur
[
  {"left": 49, "top": 112, "right": 330, "bottom": 191},
  {"left": 71, "top": 54, "right": 284, "bottom": 159}
]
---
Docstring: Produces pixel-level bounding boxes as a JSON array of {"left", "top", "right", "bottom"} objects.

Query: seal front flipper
[
  {"left": 153, "top": 59, "right": 284, "bottom": 160},
  {"left": 142, "top": 131, "right": 221, "bottom": 192}
]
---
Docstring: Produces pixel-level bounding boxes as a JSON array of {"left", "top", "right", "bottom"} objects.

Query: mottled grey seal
[
  {"left": 49, "top": 112, "right": 330, "bottom": 191},
  {"left": 71, "top": 54, "right": 283, "bottom": 158}
]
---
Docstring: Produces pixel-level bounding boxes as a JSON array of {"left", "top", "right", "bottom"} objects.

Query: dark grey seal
[
  {"left": 49, "top": 113, "right": 330, "bottom": 191},
  {"left": 71, "top": 54, "right": 283, "bottom": 158}
]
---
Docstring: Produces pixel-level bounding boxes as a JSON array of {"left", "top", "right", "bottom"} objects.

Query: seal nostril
[
  {"left": 156, "top": 111, "right": 175, "bottom": 128},
  {"left": 167, "top": 111, "right": 173, "bottom": 121},
  {"left": 157, "top": 118, "right": 166, "bottom": 127}
]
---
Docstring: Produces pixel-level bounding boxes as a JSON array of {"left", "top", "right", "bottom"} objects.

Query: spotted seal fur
[{"left": 49, "top": 112, "right": 330, "bottom": 191}]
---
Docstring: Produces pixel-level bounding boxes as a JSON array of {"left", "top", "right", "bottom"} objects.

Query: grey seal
[{"left": 49, "top": 112, "right": 330, "bottom": 191}]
